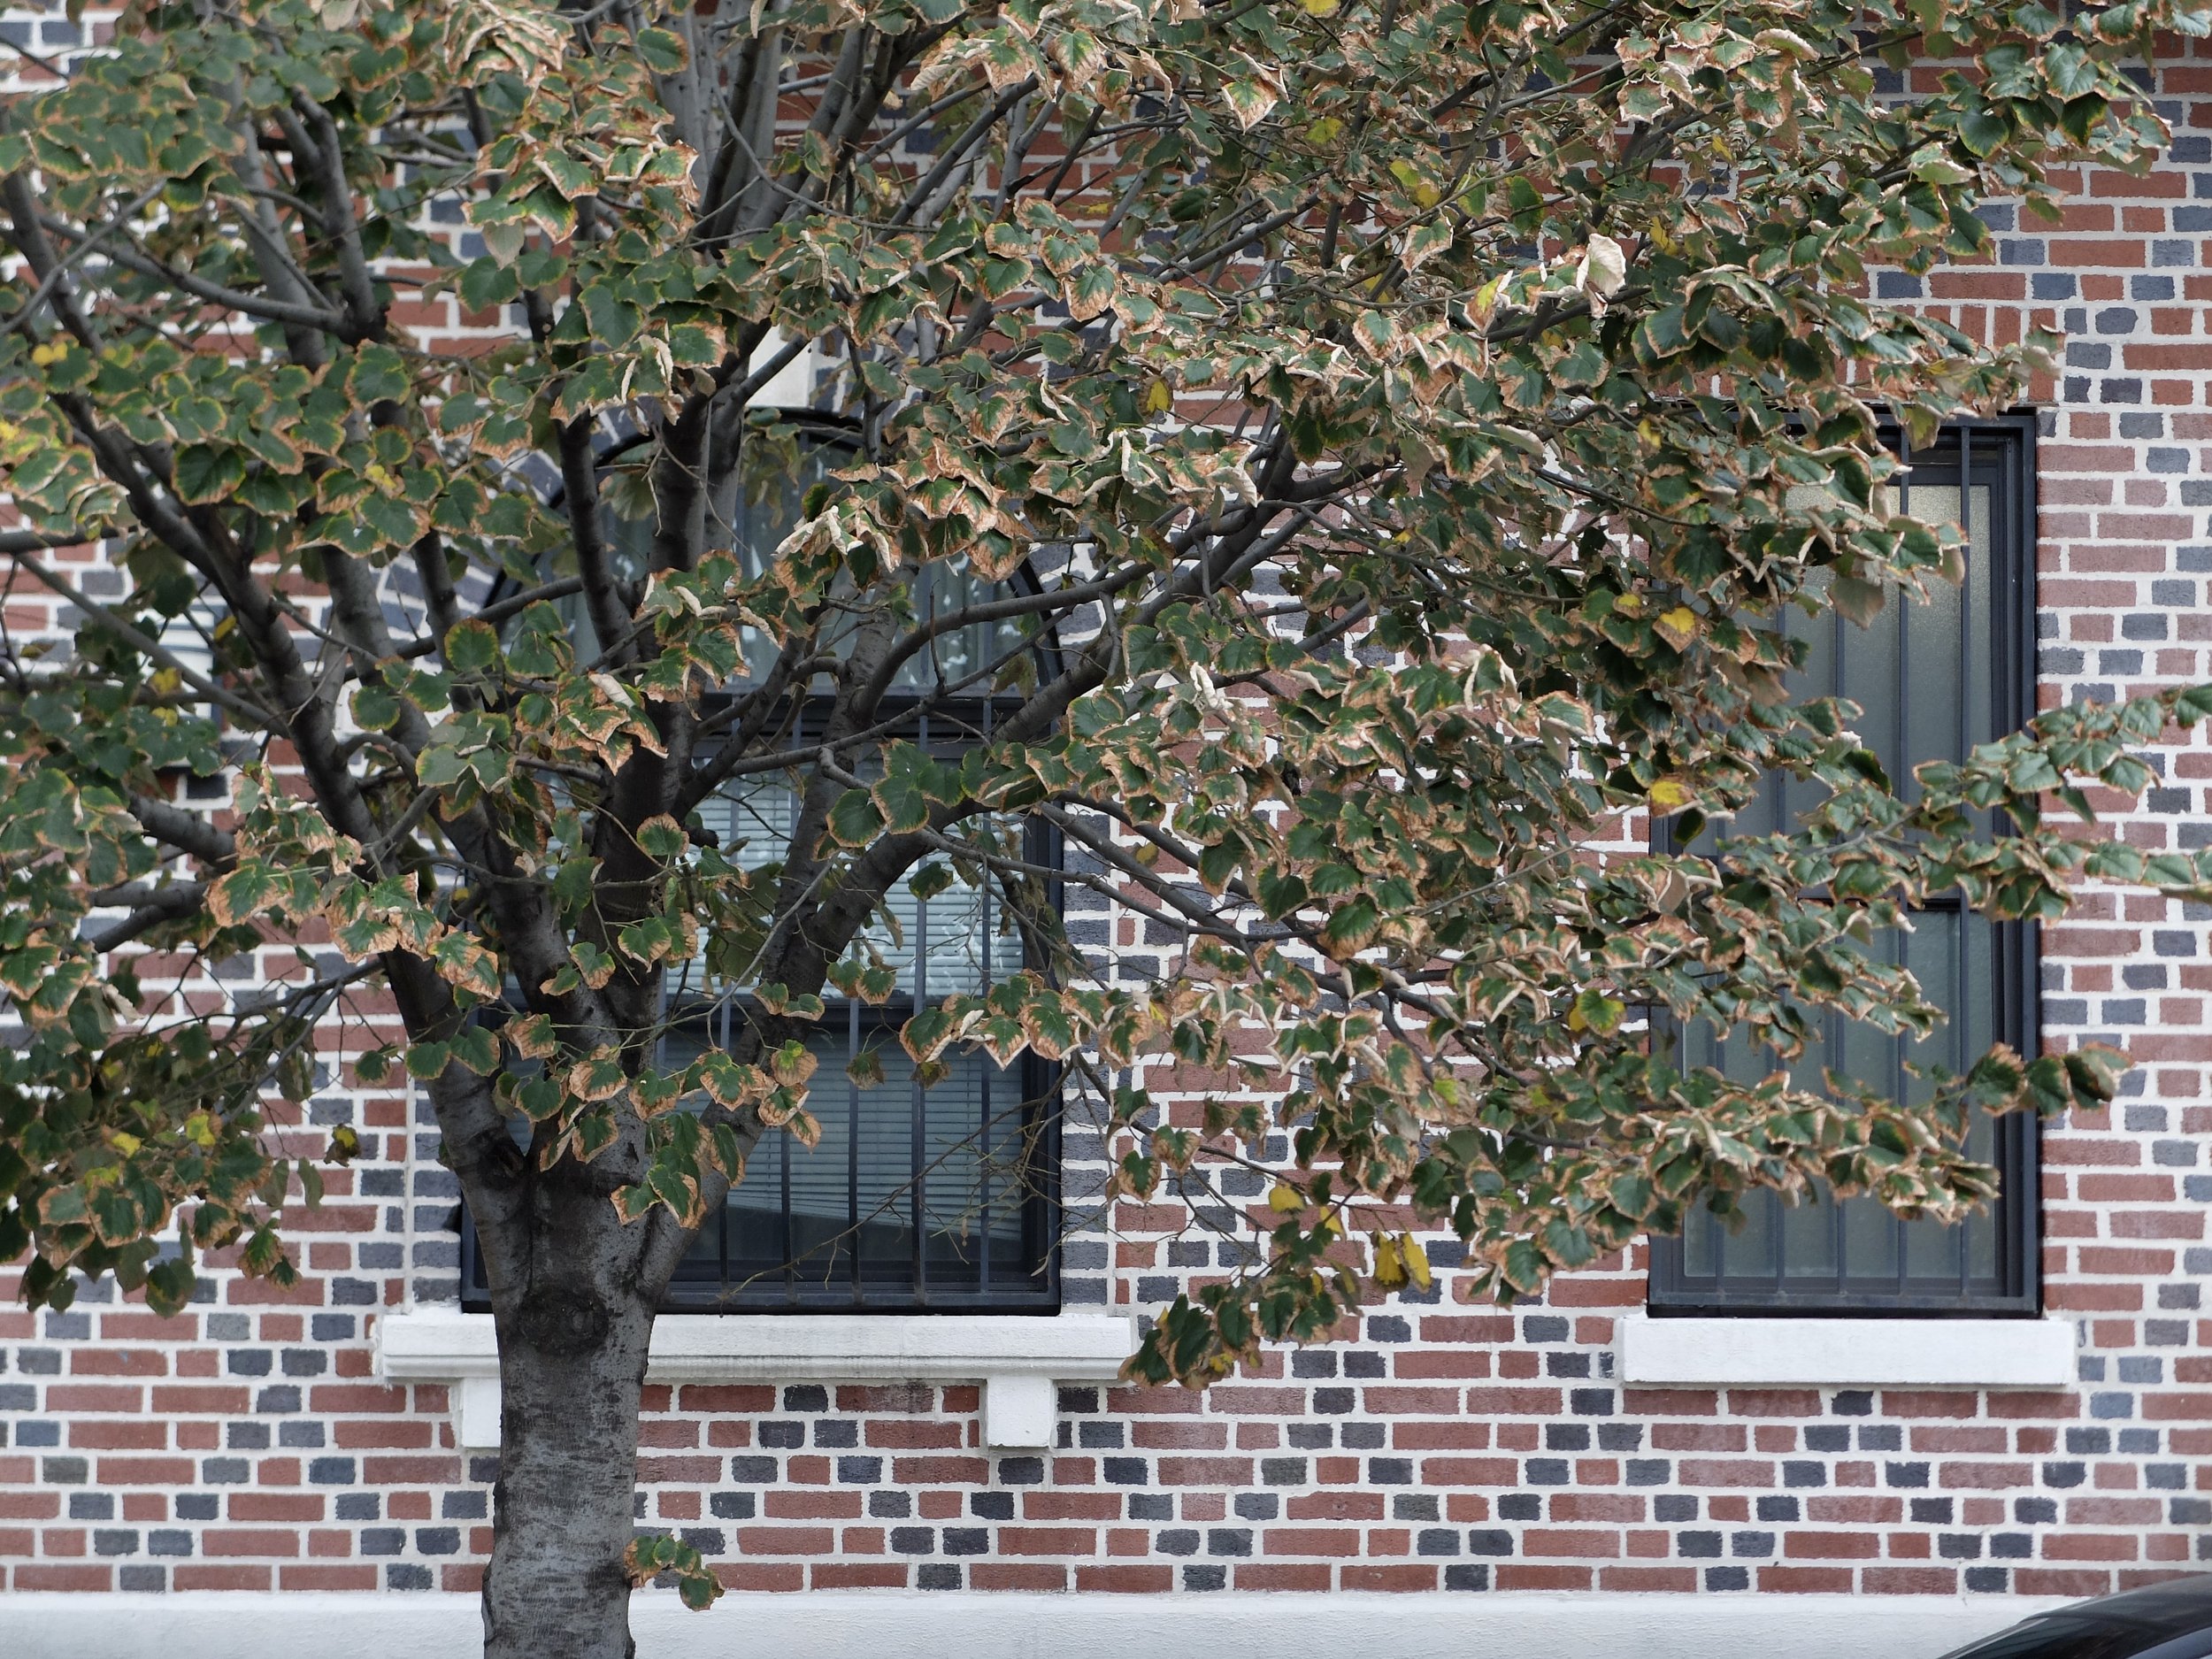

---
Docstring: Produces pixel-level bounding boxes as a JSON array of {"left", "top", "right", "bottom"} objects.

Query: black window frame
[
  {"left": 462, "top": 430, "right": 1069, "bottom": 1317},
  {"left": 1646, "top": 414, "right": 2043, "bottom": 1318}
]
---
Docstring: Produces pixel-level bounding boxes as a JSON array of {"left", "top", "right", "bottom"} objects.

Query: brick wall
[{"left": 4, "top": 14, "right": 2211, "bottom": 1611}]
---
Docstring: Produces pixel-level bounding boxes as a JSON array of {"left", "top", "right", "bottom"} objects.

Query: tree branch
[{"left": 0, "top": 547, "right": 281, "bottom": 727}]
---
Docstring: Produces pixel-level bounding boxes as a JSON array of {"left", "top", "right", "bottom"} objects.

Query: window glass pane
[
  {"left": 694, "top": 779, "right": 1023, "bottom": 999},
  {"left": 720, "top": 1044, "right": 1038, "bottom": 1298},
  {"left": 1778, "top": 1186, "right": 1837, "bottom": 1279}
]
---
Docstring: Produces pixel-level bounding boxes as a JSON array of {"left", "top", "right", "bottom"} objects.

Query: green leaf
[
  {"left": 351, "top": 683, "right": 403, "bottom": 731},
  {"left": 636, "top": 815, "right": 686, "bottom": 859},
  {"left": 871, "top": 772, "right": 930, "bottom": 835},
  {"left": 1830, "top": 576, "right": 1886, "bottom": 626},
  {"left": 449, "top": 1026, "right": 499, "bottom": 1075},
  {"left": 404, "top": 1041, "right": 450, "bottom": 1080},
  {"left": 173, "top": 446, "right": 245, "bottom": 505},
  {"left": 347, "top": 344, "right": 411, "bottom": 403},
  {"left": 826, "top": 789, "right": 884, "bottom": 849},
  {"left": 445, "top": 619, "right": 501, "bottom": 673},
  {"left": 633, "top": 27, "right": 689, "bottom": 73}
]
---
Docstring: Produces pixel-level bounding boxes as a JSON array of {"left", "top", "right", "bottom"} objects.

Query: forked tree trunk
[{"left": 480, "top": 1197, "right": 658, "bottom": 1659}]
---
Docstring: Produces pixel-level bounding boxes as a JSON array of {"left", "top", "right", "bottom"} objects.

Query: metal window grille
[
  {"left": 463, "top": 435, "right": 1064, "bottom": 1315},
  {"left": 655, "top": 696, "right": 1064, "bottom": 1313},
  {"left": 1646, "top": 416, "right": 2040, "bottom": 1317}
]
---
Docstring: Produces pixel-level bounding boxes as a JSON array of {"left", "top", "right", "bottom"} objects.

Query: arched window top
[{"left": 544, "top": 422, "right": 1053, "bottom": 702}]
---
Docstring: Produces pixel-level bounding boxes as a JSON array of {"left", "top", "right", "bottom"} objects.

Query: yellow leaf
[
  {"left": 1300, "top": 0, "right": 1340, "bottom": 12},
  {"left": 1401, "top": 1233, "right": 1432, "bottom": 1292},
  {"left": 1654, "top": 605, "right": 1699, "bottom": 650},
  {"left": 1648, "top": 778, "right": 1692, "bottom": 811},
  {"left": 1268, "top": 1182, "right": 1303, "bottom": 1213},
  {"left": 1372, "top": 1233, "right": 1407, "bottom": 1288},
  {"left": 110, "top": 1132, "right": 142, "bottom": 1156},
  {"left": 1144, "top": 378, "right": 1173, "bottom": 416}
]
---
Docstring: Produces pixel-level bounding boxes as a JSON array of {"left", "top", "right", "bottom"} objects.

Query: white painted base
[{"left": 4, "top": 1590, "right": 2068, "bottom": 1659}]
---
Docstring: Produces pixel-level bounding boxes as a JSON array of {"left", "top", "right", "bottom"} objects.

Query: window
[
  {"left": 1647, "top": 417, "right": 2040, "bottom": 1316},
  {"left": 654, "top": 706, "right": 1063, "bottom": 1313},
  {"left": 463, "top": 429, "right": 1064, "bottom": 1313}
]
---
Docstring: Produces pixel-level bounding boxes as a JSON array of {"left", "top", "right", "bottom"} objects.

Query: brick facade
[{"left": 3, "top": 12, "right": 2211, "bottom": 1624}]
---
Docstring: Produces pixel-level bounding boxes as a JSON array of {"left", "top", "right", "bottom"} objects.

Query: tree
[{"left": 3, "top": 0, "right": 2210, "bottom": 1651}]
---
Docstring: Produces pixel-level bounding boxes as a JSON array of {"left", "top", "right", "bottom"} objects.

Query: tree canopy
[{"left": 3, "top": 0, "right": 2211, "bottom": 1651}]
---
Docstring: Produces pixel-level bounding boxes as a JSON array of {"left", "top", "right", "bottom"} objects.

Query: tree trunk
[{"left": 480, "top": 1201, "right": 657, "bottom": 1659}]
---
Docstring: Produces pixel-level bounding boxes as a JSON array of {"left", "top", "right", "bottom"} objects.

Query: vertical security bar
[
  {"left": 1888, "top": 426, "right": 1911, "bottom": 1299},
  {"left": 848, "top": 993, "right": 861, "bottom": 1302},
  {"left": 912, "top": 706, "right": 931, "bottom": 1302},
  {"left": 978, "top": 695, "right": 995, "bottom": 1296},
  {"left": 1956, "top": 422, "right": 1976, "bottom": 1301}
]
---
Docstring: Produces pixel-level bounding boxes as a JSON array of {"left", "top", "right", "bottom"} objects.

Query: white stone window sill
[
  {"left": 1617, "top": 1312, "right": 2076, "bottom": 1389},
  {"left": 373, "top": 1308, "right": 1137, "bottom": 1452}
]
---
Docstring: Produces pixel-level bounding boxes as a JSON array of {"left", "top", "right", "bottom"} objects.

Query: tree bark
[{"left": 480, "top": 1189, "right": 657, "bottom": 1659}]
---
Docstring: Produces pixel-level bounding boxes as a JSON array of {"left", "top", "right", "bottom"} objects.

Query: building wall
[{"left": 3, "top": 18, "right": 2211, "bottom": 1617}]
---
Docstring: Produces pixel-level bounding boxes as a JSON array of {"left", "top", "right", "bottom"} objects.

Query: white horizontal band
[
  {"left": 374, "top": 1308, "right": 1137, "bottom": 1385},
  {"left": 373, "top": 1308, "right": 1137, "bottom": 1450},
  {"left": 1617, "top": 1313, "right": 2077, "bottom": 1388},
  {"left": 6, "top": 1590, "right": 2069, "bottom": 1659}
]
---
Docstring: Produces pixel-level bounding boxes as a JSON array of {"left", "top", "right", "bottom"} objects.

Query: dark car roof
[
  {"left": 2086, "top": 1578, "right": 2212, "bottom": 1633},
  {"left": 1945, "top": 1578, "right": 2212, "bottom": 1659}
]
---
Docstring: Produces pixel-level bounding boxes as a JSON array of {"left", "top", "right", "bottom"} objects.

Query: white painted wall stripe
[{"left": 5, "top": 1590, "right": 2070, "bottom": 1659}]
